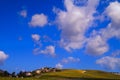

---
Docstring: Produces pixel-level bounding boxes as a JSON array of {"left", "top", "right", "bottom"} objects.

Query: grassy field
[{"left": 0, "top": 69, "right": 120, "bottom": 80}]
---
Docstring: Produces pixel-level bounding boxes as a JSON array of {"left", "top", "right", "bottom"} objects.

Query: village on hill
[{"left": 0, "top": 67, "right": 62, "bottom": 78}]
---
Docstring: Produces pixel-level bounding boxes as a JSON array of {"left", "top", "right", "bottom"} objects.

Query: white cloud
[
  {"left": 85, "top": 1, "right": 120, "bottom": 56},
  {"left": 61, "top": 57, "right": 80, "bottom": 63},
  {"left": 106, "top": 1, "right": 120, "bottom": 24},
  {"left": 33, "top": 45, "right": 56, "bottom": 56},
  {"left": 55, "top": 0, "right": 99, "bottom": 51},
  {"left": 31, "top": 35, "right": 56, "bottom": 57},
  {"left": 32, "top": 34, "right": 40, "bottom": 41},
  {"left": 55, "top": 63, "right": 63, "bottom": 69},
  {"left": 96, "top": 56, "right": 120, "bottom": 70},
  {"left": 55, "top": 0, "right": 119, "bottom": 56},
  {"left": 40, "top": 45, "right": 55, "bottom": 56},
  {"left": 104, "top": 1, "right": 120, "bottom": 39},
  {"left": 30, "top": 1, "right": 120, "bottom": 57},
  {"left": 56, "top": 56, "right": 80, "bottom": 69},
  {"left": 98, "top": 1, "right": 120, "bottom": 40},
  {"left": 31, "top": 34, "right": 41, "bottom": 47},
  {"left": 29, "top": 14, "right": 48, "bottom": 27},
  {"left": 0, "top": 51, "right": 8, "bottom": 64},
  {"left": 86, "top": 35, "right": 109, "bottom": 56},
  {"left": 91, "top": 1, "right": 120, "bottom": 41},
  {"left": 19, "top": 10, "right": 27, "bottom": 18}
]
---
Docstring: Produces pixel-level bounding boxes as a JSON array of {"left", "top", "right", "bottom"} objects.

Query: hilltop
[
  {"left": 0, "top": 68, "right": 120, "bottom": 80},
  {"left": 40, "top": 69, "right": 120, "bottom": 80}
]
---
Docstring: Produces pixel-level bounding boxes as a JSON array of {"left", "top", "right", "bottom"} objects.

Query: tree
[
  {"left": 12, "top": 72, "right": 16, "bottom": 77},
  {"left": 3, "top": 71, "right": 10, "bottom": 77}
]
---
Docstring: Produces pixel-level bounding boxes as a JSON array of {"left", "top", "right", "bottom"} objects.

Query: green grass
[
  {"left": 41, "top": 69, "right": 120, "bottom": 79},
  {"left": 0, "top": 69, "right": 120, "bottom": 80},
  {"left": 0, "top": 77, "right": 67, "bottom": 80}
]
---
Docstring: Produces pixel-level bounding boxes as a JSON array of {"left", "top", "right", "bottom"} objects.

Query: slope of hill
[
  {"left": 0, "top": 69, "right": 120, "bottom": 80},
  {"left": 41, "top": 69, "right": 120, "bottom": 80}
]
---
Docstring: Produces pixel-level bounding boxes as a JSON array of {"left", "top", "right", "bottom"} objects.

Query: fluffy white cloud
[
  {"left": 86, "top": 35, "right": 109, "bottom": 56},
  {"left": 56, "top": 56, "right": 80, "bottom": 69},
  {"left": 40, "top": 45, "right": 55, "bottom": 56},
  {"left": 61, "top": 57, "right": 80, "bottom": 63},
  {"left": 0, "top": 51, "right": 8, "bottom": 64},
  {"left": 85, "top": 1, "right": 120, "bottom": 56},
  {"left": 32, "top": 34, "right": 40, "bottom": 41},
  {"left": 29, "top": 14, "right": 48, "bottom": 27},
  {"left": 56, "top": 0, "right": 120, "bottom": 56},
  {"left": 97, "top": 1, "right": 120, "bottom": 40},
  {"left": 55, "top": 63, "right": 63, "bottom": 69},
  {"left": 55, "top": 0, "right": 99, "bottom": 51},
  {"left": 33, "top": 45, "right": 55, "bottom": 56},
  {"left": 31, "top": 34, "right": 41, "bottom": 47},
  {"left": 19, "top": 10, "right": 27, "bottom": 18},
  {"left": 104, "top": 1, "right": 120, "bottom": 39},
  {"left": 102, "top": 1, "right": 120, "bottom": 39},
  {"left": 96, "top": 56, "right": 120, "bottom": 70},
  {"left": 31, "top": 34, "right": 55, "bottom": 56},
  {"left": 30, "top": 1, "right": 120, "bottom": 57},
  {"left": 106, "top": 1, "right": 120, "bottom": 24}
]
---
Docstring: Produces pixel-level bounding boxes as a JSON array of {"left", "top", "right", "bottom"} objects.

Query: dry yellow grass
[{"left": 0, "top": 69, "right": 120, "bottom": 80}]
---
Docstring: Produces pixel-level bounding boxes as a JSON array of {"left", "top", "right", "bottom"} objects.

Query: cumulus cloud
[
  {"left": 61, "top": 57, "right": 80, "bottom": 63},
  {"left": 85, "top": 1, "right": 120, "bottom": 56},
  {"left": 31, "top": 34, "right": 56, "bottom": 56},
  {"left": 95, "top": 1, "right": 120, "bottom": 40},
  {"left": 32, "top": 34, "right": 40, "bottom": 42},
  {"left": 104, "top": 1, "right": 120, "bottom": 39},
  {"left": 19, "top": 10, "right": 27, "bottom": 18},
  {"left": 55, "top": 0, "right": 99, "bottom": 51},
  {"left": 29, "top": 1, "right": 120, "bottom": 58},
  {"left": 33, "top": 45, "right": 56, "bottom": 56},
  {"left": 106, "top": 1, "right": 120, "bottom": 24},
  {"left": 101, "top": 1, "right": 120, "bottom": 39},
  {"left": 31, "top": 34, "right": 41, "bottom": 47},
  {"left": 55, "top": 63, "right": 63, "bottom": 69},
  {"left": 96, "top": 56, "right": 120, "bottom": 70},
  {"left": 0, "top": 51, "right": 8, "bottom": 64},
  {"left": 29, "top": 14, "right": 48, "bottom": 27},
  {"left": 55, "top": 57, "right": 80, "bottom": 69},
  {"left": 55, "top": 0, "right": 119, "bottom": 56},
  {"left": 86, "top": 35, "right": 109, "bottom": 56},
  {"left": 40, "top": 46, "right": 55, "bottom": 56}
]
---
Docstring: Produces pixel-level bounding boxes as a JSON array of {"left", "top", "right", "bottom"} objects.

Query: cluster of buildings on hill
[
  {"left": 0, "top": 67, "right": 62, "bottom": 77},
  {"left": 18, "top": 67, "right": 62, "bottom": 77}
]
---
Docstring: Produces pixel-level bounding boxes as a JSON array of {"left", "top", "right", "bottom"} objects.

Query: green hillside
[
  {"left": 41, "top": 69, "right": 120, "bottom": 80},
  {"left": 0, "top": 69, "right": 120, "bottom": 80}
]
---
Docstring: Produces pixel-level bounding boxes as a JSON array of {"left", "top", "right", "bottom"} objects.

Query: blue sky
[{"left": 0, "top": 0, "right": 120, "bottom": 73}]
